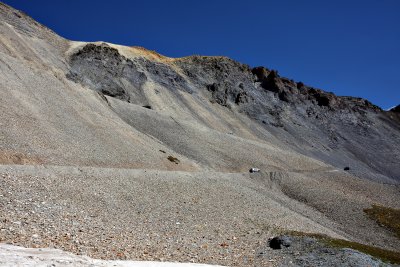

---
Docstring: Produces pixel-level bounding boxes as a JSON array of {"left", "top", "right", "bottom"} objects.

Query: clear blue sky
[{"left": 4, "top": 0, "right": 400, "bottom": 109}]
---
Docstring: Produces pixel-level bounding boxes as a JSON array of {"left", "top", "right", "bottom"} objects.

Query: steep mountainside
[
  {"left": 67, "top": 41, "right": 400, "bottom": 184},
  {"left": 1, "top": 2, "right": 399, "bottom": 266}
]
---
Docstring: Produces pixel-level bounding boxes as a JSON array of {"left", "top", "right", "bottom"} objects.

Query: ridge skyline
[{"left": 2, "top": 0, "right": 399, "bottom": 110}]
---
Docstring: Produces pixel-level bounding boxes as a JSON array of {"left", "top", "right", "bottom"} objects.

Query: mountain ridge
[{"left": 64, "top": 40, "right": 400, "bottom": 183}]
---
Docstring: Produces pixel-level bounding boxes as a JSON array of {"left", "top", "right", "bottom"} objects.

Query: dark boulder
[{"left": 269, "top": 235, "right": 292, "bottom": 249}]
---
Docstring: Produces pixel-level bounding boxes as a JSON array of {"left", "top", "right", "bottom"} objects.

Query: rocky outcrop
[
  {"left": 68, "top": 44, "right": 148, "bottom": 104},
  {"left": 252, "top": 66, "right": 381, "bottom": 111},
  {"left": 67, "top": 43, "right": 197, "bottom": 106},
  {"left": 176, "top": 56, "right": 254, "bottom": 108},
  {"left": 175, "top": 56, "right": 398, "bottom": 183}
]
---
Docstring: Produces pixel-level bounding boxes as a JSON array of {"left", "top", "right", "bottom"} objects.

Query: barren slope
[{"left": 1, "top": 2, "right": 399, "bottom": 266}]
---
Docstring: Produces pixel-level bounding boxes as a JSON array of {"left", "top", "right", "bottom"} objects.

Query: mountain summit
[{"left": 1, "top": 2, "right": 399, "bottom": 266}]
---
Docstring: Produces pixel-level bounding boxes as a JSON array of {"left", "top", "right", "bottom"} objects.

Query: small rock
[{"left": 269, "top": 236, "right": 292, "bottom": 249}]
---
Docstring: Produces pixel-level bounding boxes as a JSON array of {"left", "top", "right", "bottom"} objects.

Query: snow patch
[{"left": 0, "top": 243, "right": 225, "bottom": 267}]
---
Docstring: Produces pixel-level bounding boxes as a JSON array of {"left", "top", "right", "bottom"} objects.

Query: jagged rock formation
[
  {"left": 1, "top": 2, "right": 400, "bottom": 266},
  {"left": 68, "top": 44, "right": 148, "bottom": 103}
]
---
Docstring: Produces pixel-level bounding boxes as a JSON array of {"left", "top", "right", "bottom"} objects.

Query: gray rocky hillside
[
  {"left": 1, "top": 2, "right": 400, "bottom": 267},
  {"left": 68, "top": 42, "right": 399, "bottom": 184}
]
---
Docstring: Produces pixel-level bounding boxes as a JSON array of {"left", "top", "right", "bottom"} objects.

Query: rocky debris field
[
  {"left": 0, "top": 165, "right": 300, "bottom": 267},
  {"left": 1, "top": 165, "right": 400, "bottom": 266}
]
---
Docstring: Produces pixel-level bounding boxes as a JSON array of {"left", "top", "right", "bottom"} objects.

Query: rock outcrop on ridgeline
[
  {"left": 176, "top": 57, "right": 399, "bottom": 183},
  {"left": 68, "top": 44, "right": 148, "bottom": 103}
]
